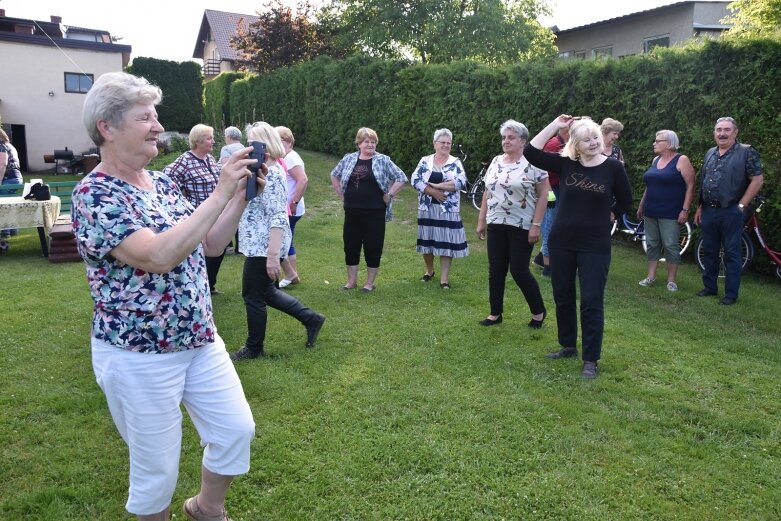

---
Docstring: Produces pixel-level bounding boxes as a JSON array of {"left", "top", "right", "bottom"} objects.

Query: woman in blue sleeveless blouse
[{"left": 636, "top": 130, "right": 695, "bottom": 291}]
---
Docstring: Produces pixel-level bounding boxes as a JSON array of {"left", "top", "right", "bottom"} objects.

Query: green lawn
[{"left": 1, "top": 151, "right": 779, "bottom": 520}]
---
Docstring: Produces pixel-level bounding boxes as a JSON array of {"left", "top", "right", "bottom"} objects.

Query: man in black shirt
[{"left": 694, "top": 117, "right": 763, "bottom": 305}]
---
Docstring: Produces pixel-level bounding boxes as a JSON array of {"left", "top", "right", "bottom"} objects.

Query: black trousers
[
  {"left": 486, "top": 223, "right": 545, "bottom": 317},
  {"left": 549, "top": 247, "right": 611, "bottom": 362},
  {"left": 343, "top": 207, "right": 386, "bottom": 267},
  {"left": 242, "top": 256, "right": 319, "bottom": 353},
  {"left": 205, "top": 252, "right": 225, "bottom": 290}
]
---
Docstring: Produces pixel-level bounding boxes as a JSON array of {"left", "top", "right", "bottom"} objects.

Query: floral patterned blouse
[
  {"left": 71, "top": 170, "right": 215, "bottom": 354},
  {"left": 411, "top": 154, "right": 467, "bottom": 213},
  {"left": 484, "top": 155, "right": 547, "bottom": 229},
  {"left": 238, "top": 163, "right": 291, "bottom": 258}
]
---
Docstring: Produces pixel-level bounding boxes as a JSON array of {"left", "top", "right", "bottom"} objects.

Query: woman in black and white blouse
[{"left": 230, "top": 122, "right": 325, "bottom": 360}]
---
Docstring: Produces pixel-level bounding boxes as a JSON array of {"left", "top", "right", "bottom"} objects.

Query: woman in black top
[{"left": 525, "top": 115, "right": 632, "bottom": 379}]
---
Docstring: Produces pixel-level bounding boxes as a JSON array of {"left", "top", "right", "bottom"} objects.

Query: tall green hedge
[
  {"left": 202, "top": 72, "right": 246, "bottom": 130},
  {"left": 127, "top": 57, "right": 202, "bottom": 132},
  {"left": 204, "top": 38, "right": 781, "bottom": 264}
]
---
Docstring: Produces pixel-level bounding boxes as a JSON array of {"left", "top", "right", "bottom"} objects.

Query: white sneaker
[
  {"left": 667, "top": 281, "right": 679, "bottom": 292},
  {"left": 279, "top": 278, "right": 293, "bottom": 288},
  {"left": 638, "top": 277, "right": 656, "bottom": 287}
]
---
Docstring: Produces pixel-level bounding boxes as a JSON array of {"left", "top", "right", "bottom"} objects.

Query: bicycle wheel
[
  {"left": 694, "top": 231, "right": 753, "bottom": 278},
  {"left": 640, "top": 221, "right": 692, "bottom": 258},
  {"left": 679, "top": 221, "right": 692, "bottom": 255},
  {"left": 469, "top": 177, "right": 485, "bottom": 210}
]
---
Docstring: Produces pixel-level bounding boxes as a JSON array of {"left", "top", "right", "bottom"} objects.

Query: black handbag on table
[{"left": 24, "top": 182, "right": 51, "bottom": 201}]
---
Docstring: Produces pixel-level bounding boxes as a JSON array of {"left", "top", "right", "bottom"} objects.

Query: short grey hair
[
  {"left": 499, "top": 120, "right": 529, "bottom": 140},
  {"left": 656, "top": 129, "right": 680, "bottom": 150},
  {"left": 224, "top": 126, "right": 242, "bottom": 142},
  {"left": 82, "top": 72, "right": 162, "bottom": 146},
  {"left": 600, "top": 117, "right": 624, "bottom": 134},
  {"left": 716, "top": 116, "right": 738, "bottom": 129},
  {"left": 433, "top": 128, "right": 452, "bottom": 143},
  {"left": 188, "top": 124, "right": 214, "bottom": 149}
]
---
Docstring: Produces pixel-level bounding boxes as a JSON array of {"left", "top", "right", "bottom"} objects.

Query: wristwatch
[{"left": 738, "top": 203, "right": 746, "bottom": 210}]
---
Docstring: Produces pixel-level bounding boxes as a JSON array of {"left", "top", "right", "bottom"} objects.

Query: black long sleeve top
[{"left": 524, "top": 144, "right": 632, "bottom": 253}]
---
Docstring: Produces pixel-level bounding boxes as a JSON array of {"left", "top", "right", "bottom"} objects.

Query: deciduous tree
[
  {"left": 231, "top": 0, "right": 349, "bottom": 74},
  {"left": 722, "top": 0, "right": 781, "bottom": 37},
  {"left": 317, "top": 0, "right": 555, "bottom": 64}
]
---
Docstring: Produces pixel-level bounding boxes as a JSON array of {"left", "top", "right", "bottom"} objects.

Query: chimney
[
  {"left": 15, "top": 23, "right": 35, "bottom": 35},
  {"left": 51, "top": 15, "right": 63, "bottom": 24},
  {"left": 0, "top": 9, "right": 6, "bottom": 17}
]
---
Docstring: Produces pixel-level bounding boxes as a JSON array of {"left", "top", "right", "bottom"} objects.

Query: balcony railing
[{"left": 202, "top": 59, "right": 221, "bottom": 77}]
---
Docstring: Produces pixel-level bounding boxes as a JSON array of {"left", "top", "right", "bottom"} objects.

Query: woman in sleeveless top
[{"left": 636, "top": 130, "right": 695, "bottom": 291}]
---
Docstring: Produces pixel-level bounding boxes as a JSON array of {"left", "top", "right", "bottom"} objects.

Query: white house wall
[
  {"left": 0, "top": 40, "right": 123, "bottom": 172},
  {"left": 555, "top": 5, "right": 695, "bottom": 58}
]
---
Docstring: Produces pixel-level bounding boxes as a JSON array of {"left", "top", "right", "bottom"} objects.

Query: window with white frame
[
  {"left": 644, "top": 35, "right": 670, "bottom": 52},
  {"left": 592, "top": 46, "right": 613, "bottom": 58}
]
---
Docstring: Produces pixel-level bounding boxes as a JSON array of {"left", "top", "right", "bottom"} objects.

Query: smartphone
[{"left": 246, "top": 141, "right": 266, "bottom": 201}]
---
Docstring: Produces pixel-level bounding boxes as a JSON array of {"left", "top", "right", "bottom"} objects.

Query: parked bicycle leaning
[
  {"left": 695, "top": 196, "right": 781, "bottom": 280},
  {"left": 636, "top": 130, "right": 695, "bottom": 292}
]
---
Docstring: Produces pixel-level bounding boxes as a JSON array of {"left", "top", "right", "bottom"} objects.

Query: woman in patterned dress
[
  {"left": 600, "top": 117, "right": 625, "bottom": 162},
  {"left": 411, "top": 128, "right": 469, "bottom": 288},
  {"left": 476, "top": 120, "right": 549, "bottom": 329},
  {"left": 72, "top": 71, "right": 260, "bottom": 521}
]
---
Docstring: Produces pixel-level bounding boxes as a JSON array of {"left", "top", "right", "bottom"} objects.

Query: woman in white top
[
  {"left": 476, "top": 120, "right": 549, "bottom": 329},
  {"left": 275, "top": 126, "right": 308, "bottom": 288}
]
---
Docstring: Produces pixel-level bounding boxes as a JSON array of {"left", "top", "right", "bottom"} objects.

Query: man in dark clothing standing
[{"left": 694, "top": 117, "right": 763, "bottom": 305}]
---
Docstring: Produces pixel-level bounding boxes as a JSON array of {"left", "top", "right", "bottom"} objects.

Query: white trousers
[{"left": 91, "top": 335, "right": 255, "bottom": 515}]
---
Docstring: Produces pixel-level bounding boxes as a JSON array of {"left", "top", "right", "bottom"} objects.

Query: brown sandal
[{"left": 182, "top": 496, "right": 232, "bottom": 521}]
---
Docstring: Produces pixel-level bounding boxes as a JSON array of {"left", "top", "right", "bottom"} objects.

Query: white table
[{"left": 0, "top": 196, "right": 62, "bottom": 256}]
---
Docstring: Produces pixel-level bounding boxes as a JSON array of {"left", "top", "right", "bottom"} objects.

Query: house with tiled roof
[
  {"left": 0, "top": 8, "right": 130, "bottom": 172},
  {"left": 193, "top": 9, "right": 259, "bottom": 79},
  {"left": 554, "top": 1, "right": 731, "bottom": 60}
]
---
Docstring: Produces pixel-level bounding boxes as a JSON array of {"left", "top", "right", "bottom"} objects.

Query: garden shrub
[{"left": 203, "top": 37, "right": 781, "bottom": 270}]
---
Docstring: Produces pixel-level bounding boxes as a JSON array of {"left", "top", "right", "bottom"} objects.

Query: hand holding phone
[{"left": 246, "top": 141, "right": 267, "bottom": 201}]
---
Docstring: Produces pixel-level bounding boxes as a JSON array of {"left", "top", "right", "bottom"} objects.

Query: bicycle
[
  {"left": 455, "top": 145, "right": 487, "bottom": 210},
  {"left": 611, "top": 212, "right": 693, "bottom": 261},
  {"left": 694, "top": 196, "right": 781, "bottom": 279}
]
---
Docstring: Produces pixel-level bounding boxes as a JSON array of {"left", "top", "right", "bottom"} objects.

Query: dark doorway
[{"left": 2, "top": 124, "right": 28, "bottom": 172}]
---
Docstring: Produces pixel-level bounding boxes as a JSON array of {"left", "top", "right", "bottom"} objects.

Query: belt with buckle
[{"left": 703, "top": 201, "right": 721, "bottom": 208}]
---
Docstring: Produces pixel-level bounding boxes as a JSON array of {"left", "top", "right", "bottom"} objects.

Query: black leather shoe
[
  {"left": 718, "top": 297, "right": 737, "bottom": 305},
  {"left": 230, "top": 345, "right": 264, "bottom": 360},
  {"left": 306, "top": 313, "right": 326, "bottom": 347},
  {"left": 479, "top": 315, "right": 502, "bottom": 326},
  {"left": 696, "top": 289, "right": 717, "bottom": 297},
  {"left": 528, "top": 310, "right": 546, "bottom": 329},
  {"left": 581, "top": 361, "right": 599, "bottom": 379},
  {"left": 545, "top": 346, "right": 578, "bottom": 359},
  {"left": 533, "top": 252, "right": 544, "bottom": 267}
]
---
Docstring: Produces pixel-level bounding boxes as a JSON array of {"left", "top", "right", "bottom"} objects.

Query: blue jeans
[
  {"left": 540, "top": 186, "right": 559, "bottom": 258},
  {"left": 700, "top": 205, "right": 744, "bottom": 300},
  {"left": 1, "top": 177, "right": 23, "bottom": 235}
]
